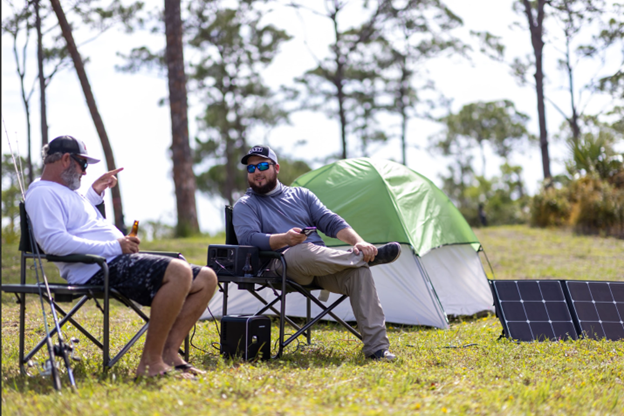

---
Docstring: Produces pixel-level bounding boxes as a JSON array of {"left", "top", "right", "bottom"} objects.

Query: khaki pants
[{"left": 270, "top": 243, "right": 389, "bottom": 356}]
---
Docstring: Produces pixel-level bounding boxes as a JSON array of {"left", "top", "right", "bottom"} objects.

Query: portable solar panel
[
  {"left": 562, "top": 281, "right": 624, "bottom": 341},
  {"left": 490, "top": 280, "right": 578, "bottom": 341}
]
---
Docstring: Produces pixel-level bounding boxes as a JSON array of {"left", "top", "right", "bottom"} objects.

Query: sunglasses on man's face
[
  {"left": 70, "top": 154, "right": 88, "bottom": 172},
  {"left": 246, "top": 161, "right": 274, "bottom": 173}
]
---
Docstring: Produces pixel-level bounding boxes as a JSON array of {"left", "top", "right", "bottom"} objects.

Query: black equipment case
[
  {"left": 207, "top": 244, "right": 260, "bottom": 276},
  {"left": 220, "top": 315, "right": 271, "bottom": 361}
]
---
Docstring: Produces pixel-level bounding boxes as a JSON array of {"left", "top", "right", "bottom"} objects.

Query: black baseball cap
[
  {"left": 47, "top": 136, "right": 100, "bottom": 164},
  {"left": 241, "top": 145, "right": 278, "bottom": 165}
]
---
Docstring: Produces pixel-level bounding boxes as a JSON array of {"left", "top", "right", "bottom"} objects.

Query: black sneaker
[
  {"left": 368, "top": 242, "right": 401, "bottom": 267},
  {"left": 368, "top": 349, "right": 397, "bottom": 361}
]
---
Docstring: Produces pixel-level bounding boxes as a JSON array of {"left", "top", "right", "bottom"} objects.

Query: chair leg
[
  {"left": 19, "top": 255, "right": 27, "bottom": 374},
  {"left": 103, "top": 288, "right": 109, "bottom": 369},
  {"left": 184, "top": 334, "right": 190, "bottom": 362},
  {"left": 107, "top": 322, "right": 149, "bottom": 368},
  {"left": 18, "top": 291, "right": 27, "bottom": 375},
  {"left": 306, "top": 296, "right": 312, "bottom": 345}
]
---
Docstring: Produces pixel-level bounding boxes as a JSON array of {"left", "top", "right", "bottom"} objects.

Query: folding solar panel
[
  {"left": 563, "top": 281, "right": 624, "bottom": 341},
  {"left": 490, "top": 280, "right": 578, "bottom": 341}
]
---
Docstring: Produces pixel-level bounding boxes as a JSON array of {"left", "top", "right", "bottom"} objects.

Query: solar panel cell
[
  {"left": 612, "top": 284, "right": 624, "bottom": 299},
  {"left": 496, "top": 281, "right": 521, "bottom": 300},
  {"left": 602, "top": 323, "right": 624, "bottom": 340},
  {"left": 551, "top": 322, "right": 577, "bottom": 340},
  {"left": 541, "top": 281, "right": 567, "bottom": 300},
  {"left": 546, "top": 302, "right": 572, "bottom": 321},
  {"left": 580, "top": 322, "right": 605, "bottom": 339},
  {"left": 573, "top": 302, "right": 600, "bottom": 321},
  {"left": 530, "top": 322, "right": 556, "bottom": 341},
  {"left": 526, "top": 302, "right": 548, "bottom": 320},
  {"left": 595, "top": 303, "right": 618, "bottom": 319},
  {"left": 502, "top": 301, "right": 527, "bottom": 321},
  {"left": 567, "top": 283, "right": 592, "bottom": 301},
  {"left": 590, "top": 283, "right": 613, "bottom": 301},
  {"left": 507, "top": 322, "right": 533, "bottom": 341},
  {"left": 519, "top": 282, "right": 543, "bottom": 301}
]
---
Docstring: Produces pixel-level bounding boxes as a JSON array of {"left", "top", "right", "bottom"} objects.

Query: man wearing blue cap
[
  {"left": 233, "top": 145, "right": 400, "bottom": 361},
  {"left": 26, "top": 136, "right": 217, "bottom": 378}
]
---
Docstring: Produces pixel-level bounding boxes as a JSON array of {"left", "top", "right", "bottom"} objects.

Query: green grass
[
  {"left": 2, "top": 226, "right": 623, "bottom": 415},
  {"left": 474, "top": 225, "right": 624, "bottom": 281}
]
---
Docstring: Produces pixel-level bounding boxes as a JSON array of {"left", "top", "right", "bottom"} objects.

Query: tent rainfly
[{"left": 206, "top": 158, "right": 494, "bottom": 328}]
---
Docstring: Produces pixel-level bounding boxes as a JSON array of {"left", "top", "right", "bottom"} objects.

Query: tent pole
[
  {"left": 478, "top": 247, "right": 496, "bottom": 279},
  {"left": 413, "top": 251, "right": 449, "bottom": 328}
]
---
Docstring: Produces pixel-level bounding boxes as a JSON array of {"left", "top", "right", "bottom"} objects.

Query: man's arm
[
  {"left": 91, "top": 167, "right": 123, "bottom": 196},
  {"left": 25, "top": 187, "right": 131, "bottom": 256},
  {"left": 268, "top": 229, "right": 307, "bottom": 251},
  {"left": 336, "top": 227, "right": 378, "bottom": 263}
]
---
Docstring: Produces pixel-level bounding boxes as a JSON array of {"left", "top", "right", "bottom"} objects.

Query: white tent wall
[
  {"left": 420, "top": 244, "right": 494, "bottom": 316},
  {"left": 203, "top": 244, "right": 449, "bottom": 329}
]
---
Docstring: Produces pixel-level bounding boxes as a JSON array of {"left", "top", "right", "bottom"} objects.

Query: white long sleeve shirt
[{"left": 25, "top": 179, "right": 123, "bottom": 284}]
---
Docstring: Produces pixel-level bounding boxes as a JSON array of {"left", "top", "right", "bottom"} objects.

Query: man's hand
[
  {"left": 352, "top": 242, "right": 378, "bottom": 263},
  {"left": 117, "top": 235, "right": 140, "bottom": 254},
  {"left": 269, "top": 227, "right": 308, "bottom": 250},
  {"left": 336, "top": 227, "right": 378, "bottom": 262},
  {"left": 92, "top": 167, "right": 124, "bottom": 195}
]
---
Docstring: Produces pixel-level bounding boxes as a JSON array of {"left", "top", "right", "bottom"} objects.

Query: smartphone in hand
[{"left": 300, "top": 227, "right": 317, "bottom": 236}]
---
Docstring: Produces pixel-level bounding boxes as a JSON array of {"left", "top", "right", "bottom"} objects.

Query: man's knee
[
  {"left": 198, "top": 267, "right": 217, "bottom": 291},
  {"left": 164, "top": 259, "right": 193, "bottom": 289},
  {"left": 344, "top": 267, "right": 375, "bottom": 294}
]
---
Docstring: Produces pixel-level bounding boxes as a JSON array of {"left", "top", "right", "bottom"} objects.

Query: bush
[
  {"left": 530, "top": 176, "right": 624, "bottom": 238},
  {"left": 569, "top": 176, "right": 624, "bottom": 238},
  {"left": 530, "top": 186, "right": 571, "bottom": 227}
]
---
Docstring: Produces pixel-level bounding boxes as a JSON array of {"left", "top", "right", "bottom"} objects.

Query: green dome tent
[
  {"left": 290, "top": 158, "right": 494, "bottom": 327},
  {"left": 206, "top": 158, "right": 493, "bottom": 328}
]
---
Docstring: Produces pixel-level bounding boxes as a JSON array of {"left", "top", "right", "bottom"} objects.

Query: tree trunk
[
  {"left": 50, "top": 0, "right": 126, "bottom": 230},
  {"left": 164, "top": 0, "right": 199, "bottom": 236},
  {"left": 399, "top": 55, "right": 408, "bottom": 166},
  {"left": 35, "top": 0, "right": 48, "bottom": 150},
  {"left": 564, "top": 32, "right": 581, "bottom": 143},
  {"left": 12, "top": 22, "right": 33, "bottom": 185},
  {"left": 331, "top": 12, "right": 348, "bottom": 160},
  {"left": 523, "top": 0, "right": 551, "bottom": 180},
  {"left": 225, "top": 134, "right": 235, "bottom": 206}
]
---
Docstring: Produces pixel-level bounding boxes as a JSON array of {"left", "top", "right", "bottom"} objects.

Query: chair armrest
[
  {"left": 141, "top": 251, "right": 183, "bottom": 259},
  {"left": 259, "top": 251, "right": 282, "bottom": 259},
  {"left": 46, "top": 253, "right": 106, "bottom": 266}
]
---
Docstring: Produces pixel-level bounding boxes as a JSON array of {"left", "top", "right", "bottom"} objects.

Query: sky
[{"left": 2, "top": 0, "right": 621, "bottom": 235}]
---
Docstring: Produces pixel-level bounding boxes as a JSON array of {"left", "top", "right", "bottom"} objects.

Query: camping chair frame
[
  {"left": 1, "top": 203, "right": 189, "bottom": 374},
  {"left": 214, "top": 206, "right": 362, "bottom": 358}
]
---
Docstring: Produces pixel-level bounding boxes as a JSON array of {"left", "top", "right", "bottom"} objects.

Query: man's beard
[
  {"left": 61, "top": 164, "right": 81, "bottom": 190},
  {"left": 248, "top": 173, "right": 278, "bottom": 195}
]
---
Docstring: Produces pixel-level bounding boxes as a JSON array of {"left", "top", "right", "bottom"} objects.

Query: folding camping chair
[
  {"left": 213, "top": 205, "right": 362, "bottom": 358},
  {"left": 1, "top": 202, "right": 189, "bottom": 374}
]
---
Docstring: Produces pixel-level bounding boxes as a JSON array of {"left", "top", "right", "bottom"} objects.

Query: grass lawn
[{"left": 2, "top": 226, "right": 623, "bottom": 415}]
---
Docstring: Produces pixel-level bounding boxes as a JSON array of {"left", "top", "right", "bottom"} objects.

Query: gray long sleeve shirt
[{"left": 233, "top": 181, "right": 350, "bottom": 251}]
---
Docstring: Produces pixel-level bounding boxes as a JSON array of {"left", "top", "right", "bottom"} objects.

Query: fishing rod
[{"left": 3, "top": 120, "right": 77, "bottom": 391}]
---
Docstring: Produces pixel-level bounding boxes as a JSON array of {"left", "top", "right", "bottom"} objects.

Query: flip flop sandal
[
  {"left": 174, "top": 363, "right": 206, "bottom": 376},
  {"left": 135, "top": 369, "right": 197, "bottom": 382}
]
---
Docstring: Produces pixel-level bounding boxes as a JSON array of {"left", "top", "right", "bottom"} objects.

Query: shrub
[
  {"left": 530, "top": 176, "right": 624, "bottom": 238},
  {"left": 568, "top": 176, "right": 624, "bottom": 238},
  {"left": 529, "top": 186, "right": 571, "bottom": 227}
]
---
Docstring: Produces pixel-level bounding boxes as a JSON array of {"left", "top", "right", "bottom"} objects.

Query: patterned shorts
[{"left": 86, "top": 253, "right": 203, "bottom": 306}]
